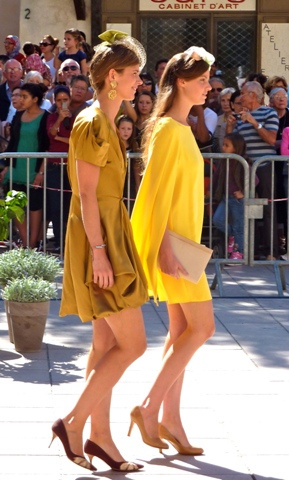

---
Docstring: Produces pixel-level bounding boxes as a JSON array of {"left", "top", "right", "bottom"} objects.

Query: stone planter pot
[
  {"left": 6, "top": 301, "right": 50, "bottom": 353},
  {"left": 4, "top": 299, "right": 14, "bottom": 343}
]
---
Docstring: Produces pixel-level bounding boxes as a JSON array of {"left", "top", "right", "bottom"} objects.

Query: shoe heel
[
  {"left": 87, "top": 454, "right": 94, "bottom": 463},
  {"left": 127, "top": 420, "right": 134, "bottom": 437},
  {"left": 48, "top": 432, "right": 56, "bottom": 448}
]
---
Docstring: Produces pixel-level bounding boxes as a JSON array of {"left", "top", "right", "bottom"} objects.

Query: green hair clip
[
  {"left": 95, "top": 29, "right": 147, "bottom": 70},
  {"left": 98, "top": 30, "right": 128, "bottom": 45}
]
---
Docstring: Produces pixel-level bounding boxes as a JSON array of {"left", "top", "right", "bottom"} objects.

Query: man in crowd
[
  {"left": 0, "top": 59, "right": 23, "bottom": 121},
  {"left": 69, "top": 74, "right": 90, "bottom": 114},
  {"left": 154, "top": 58, "right": 168, "bottom": 95},
  {"left": 228, "top": 80, "right": 279, "bottom": 259},
  {"left": 209, "top": 76, "right": 225, "bottom": 114}
]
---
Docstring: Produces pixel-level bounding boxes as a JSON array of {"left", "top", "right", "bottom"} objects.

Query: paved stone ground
[{"left": 0, "top": 264, "right": 289, "bottom": 480}]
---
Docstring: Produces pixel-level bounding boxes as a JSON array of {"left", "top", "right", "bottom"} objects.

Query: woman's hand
[
  {"left": 32, "top": 172, "right": 44, "bottom": 188},
  {"left": 0, "top": 167, "right": 8, "bottom": 182},
  {"left": 158, "top": 244, "right": 188, "bottom": 279},
  {"left": 234, "top": 190, "right": 244, "bottom": 199},
  {"left": 92, "top": 249, "right": 114, "bottom": 289},
  {"left": 58, "top": 107, "right": 71, "bottom": 122}
]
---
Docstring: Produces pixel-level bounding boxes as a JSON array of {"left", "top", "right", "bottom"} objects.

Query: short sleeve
[
  {"left": 58, "top": 51, "right": 65, "bottom": 61},
  {"left": 77, "top": 50, "right": 87, "bottom": 62},
  {"left": 72, "top": 113, "right": 110, "bottom": 167}
]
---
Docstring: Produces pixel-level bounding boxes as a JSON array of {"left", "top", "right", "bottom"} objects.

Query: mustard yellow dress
[
  {"left": 60, "top": 106, "right": 148, "bottom": 322},
  {"left": 131, "top": 117, "right": 211, "bottom": 304}
]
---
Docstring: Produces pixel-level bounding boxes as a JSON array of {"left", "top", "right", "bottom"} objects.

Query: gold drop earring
[{"left": 108, "top": 80, "right": 117, "bottom": 100}]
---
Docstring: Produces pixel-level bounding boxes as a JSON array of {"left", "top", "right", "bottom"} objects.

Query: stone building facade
[{"left": 0, "top": 0, "right": 288, "bottom": 86}]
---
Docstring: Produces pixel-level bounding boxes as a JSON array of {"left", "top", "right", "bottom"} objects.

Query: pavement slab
[{"left": 1, "top": 265, "right": 289, "bottom": 480}]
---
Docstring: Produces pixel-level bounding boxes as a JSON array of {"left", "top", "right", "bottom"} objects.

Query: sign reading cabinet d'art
[
  {"left": 261, "top": 24, "right": 289, "bottom": 82},
  {"left": 139, "top": 0, "right": 256, "bottom": 11}
]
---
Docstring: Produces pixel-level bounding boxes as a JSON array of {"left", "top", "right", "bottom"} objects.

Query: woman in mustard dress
[
  {"left": 130, "top": 47, "right": 216, "bottom": 455},
  {"left": 51, "top": 31, "right": 149, "bottom": 472}
]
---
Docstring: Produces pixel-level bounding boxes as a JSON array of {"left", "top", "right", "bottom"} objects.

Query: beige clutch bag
[{"left": 168, "top": 230, "right": 213, "bottom": 284}]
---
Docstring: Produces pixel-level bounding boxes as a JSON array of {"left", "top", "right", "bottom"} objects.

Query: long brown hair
[{"left": 141, "top": 52, "right": 209, "bottom": 163}]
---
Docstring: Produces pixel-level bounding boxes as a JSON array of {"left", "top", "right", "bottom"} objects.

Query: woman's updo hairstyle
[
  {"left": 89, "top": 30, "right": 146, "bottom": 95},
  {"left": 43, "top": 34, "right": 59, "bottom": 50}
]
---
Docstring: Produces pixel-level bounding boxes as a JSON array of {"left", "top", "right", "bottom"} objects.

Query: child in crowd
[
  {"left": 212, "top": 132, "right": 249, "bottom": 259},
  {"left": 54, "top": 28, "right": 87, "bottom": 75},
  {"left": 23, "top": 42, "right": 52, "bottom": 86},
  {"left": 134, "top": 91, "right": 156, "bottom": 145},
  {"left": 116, "top": 115, "right": 141, "bottom": 213}
]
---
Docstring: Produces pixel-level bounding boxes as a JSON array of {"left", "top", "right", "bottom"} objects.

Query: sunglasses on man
[
  {"left": 62, "top": 65, "right": 78, "bottom": 72},
  {"left": 211, "top": 87, "right": 223, "bottom": 93}
]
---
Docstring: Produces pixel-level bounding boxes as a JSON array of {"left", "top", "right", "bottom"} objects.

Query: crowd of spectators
[{"left": 0, "top": 30, "right": 288, "bottom": 260}]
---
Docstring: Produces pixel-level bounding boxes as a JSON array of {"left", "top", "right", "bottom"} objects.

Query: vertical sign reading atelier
[
  {"left": 139, "top": 0, "right": 256, "bottom": 11},
  {"left": 261, "top": 24, "right": 289, "bottom": 83}
]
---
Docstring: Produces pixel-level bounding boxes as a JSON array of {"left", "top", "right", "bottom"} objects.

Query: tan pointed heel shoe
[
  {"left": 128, "top": 406, "right": 169, "bottom": 451},
  {"left": 159, "top": 424, "right": 204, "bottom": 455}
]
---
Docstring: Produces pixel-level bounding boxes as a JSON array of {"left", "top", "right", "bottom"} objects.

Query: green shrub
[
  {"left": 0, "top": 248, "right": 61, "bottom": 286},
  {"left": 0, "top": 190, "right": 27, "bottom": 241},
  {"left": 2, "top": 277, "right": 57, "bottom": 302}
]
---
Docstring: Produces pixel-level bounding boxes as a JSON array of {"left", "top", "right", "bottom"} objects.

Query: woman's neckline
[
  {"left": 21, "top": 110, "right": 44, "bottom": 122},
  {"left": 164, "top": 116, "right": 191, "bottom": 128}
]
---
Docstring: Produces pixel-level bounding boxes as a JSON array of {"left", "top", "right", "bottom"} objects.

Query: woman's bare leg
[
  {"left": 160, "top": 304, "right": 189, "bottom": 445},
  {"left": 14, "top": 209, "right": 42, "bottom": 248},
  {"left": 86, "top": 318, "right": 128, "bottom": 461},
  {"left": 29, "top": 209, "right": 42, "bottom": 248},
  {"left": 139, "top": 300, "right": 215, "bottom": 440},
  {"left": 14, "top": 216, "right": 27, "bottom": 246},
  {"left": 61, "top": 307, "right": 146, "bottom": 457}
]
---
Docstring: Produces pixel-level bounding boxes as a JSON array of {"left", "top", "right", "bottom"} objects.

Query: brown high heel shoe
[
  {"left": 128, "top": 406, "right": 169, "bottom": 450},
  {"left": 159, "top": 424, "right": 204, "bottom": 455},
  {"left": 84, "top": 439, "right": 144, "bottom": 471},
  {"left": 49, "top": 419, "right": 97, "bottom": 471}
]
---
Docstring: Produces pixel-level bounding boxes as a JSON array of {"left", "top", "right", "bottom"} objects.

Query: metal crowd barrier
[
  {"left": 1, "top": 152, "right": 289, "bottom": 296},
  {"left": 0, "top": 152, "right": 68, "bottom": 260},
  {"left": 203, "top": 153, "right": 289, "bottom": 296}
]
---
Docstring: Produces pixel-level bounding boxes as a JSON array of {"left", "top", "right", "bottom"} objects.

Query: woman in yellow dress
[
  {"left": 50, "top": 31, "right": 149, "bottom": 472},
  {"left": 130, "top": 47, "right": 216, "bottom": 455}
]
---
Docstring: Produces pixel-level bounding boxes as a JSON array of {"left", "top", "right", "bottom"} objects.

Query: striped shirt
[{"left": 234, "top": 106, "right": 279, "bottom": 164}]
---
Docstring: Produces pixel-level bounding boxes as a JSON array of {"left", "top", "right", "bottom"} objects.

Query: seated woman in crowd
[
  {"left": 0, "top": 83, "right": 49, "bottom": 248},
  {"left": 2, "top": 86, "right": 24, "bottom": 142},
  {"left": 213, "top": 87, "right": 235, "bottom": 152},
  {"left": 23, "top": 71, "right": 52, "bottom": 110},
  {"left": 39, "top": 34, "right": 59, "bottom": 82},
  {"left": 22, "top": 42, "right": 52, "bottom": 86},
  {"left": 137, "top": 72, "right": 156, "bottom": 96},
  {"left": 4, "top": 35, "right": 25, "bottom": 65},
  {"left": 265, "top": 75, "right": 288, "bottom": 98}
]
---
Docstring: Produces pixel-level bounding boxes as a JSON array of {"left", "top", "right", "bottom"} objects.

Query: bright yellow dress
[
  {"left": 60, "top": 106, "right": 148, "bottom": 322},
  {"left": 131, "top": 117, "right": 211, "bottom": 304}
]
